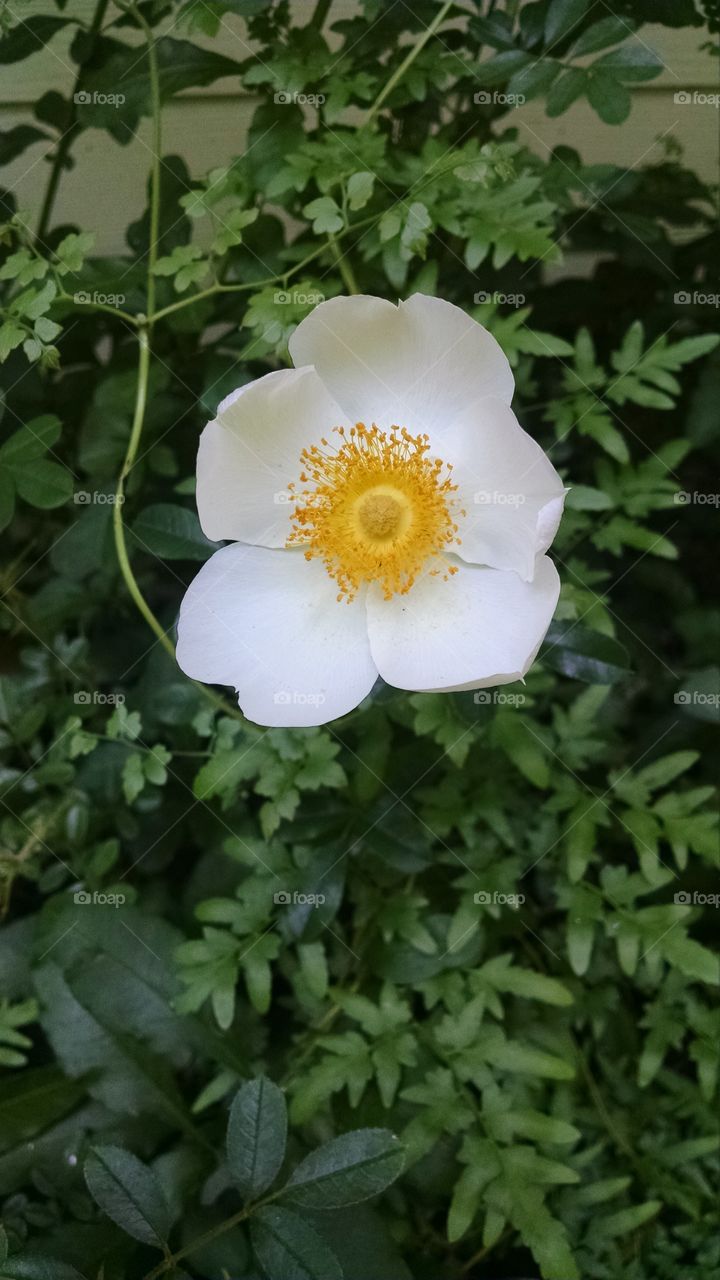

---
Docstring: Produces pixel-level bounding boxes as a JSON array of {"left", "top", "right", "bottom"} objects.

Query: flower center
[
  {"left": 287, "top": 423, "right": 463, "bottom": 602},
  {"left": 355, "top": 489, "right": 408, "bottom": 541}
]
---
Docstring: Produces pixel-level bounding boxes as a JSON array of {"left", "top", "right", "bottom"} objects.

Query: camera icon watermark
[
  {"left": 474, "top": 90, "right": 526, "bottom": 107},
  {"left": 674, "top": 491, "right": 720, "bottom": 506},
  {"left": 74, "top": 690, "right": 125, "bottom": 705},
  {"left": 674, "top": 290, "right": 720, "bottom": 308},
  {"left": 674, "top": 90, "right": 719, "bottom": 107},
  {"left": 473, "top": 690, "right": 526, "bottom": 706},
  {"left": 273, "top": 890, "right": 326, "bottom": 907},
  {"left": 274, "top": 90, "right": 325, "bottom": 107},
  {"left": 74, "top": 490, "right": 124, "bottom": 505},
  {"left": 273, "top": 289, "right": 325, "bottom": 306},
  {"left": 273, "top": 690, "right": 326, "bottom": 707},
  {"left": 74, "top": 889, "right": 126, "bottom": 908},
  {"left": 474, "top": 490, "right": 526, "bottom": 507},
  {"left": 74, "top": 290, "right": 126, "bottom": 306},
  {"left": 474, "top": 290, "right": 526, "bottom": 307},
  {"left": 474, "top": 889, "right": 525, "bottom": 907},
  {"left": 674, "top": 890, "right": 720, "bottom": 907},
  {"left": 74, "top": 90, "right": 125, "bottom": 108},
  {"left": 674, "top": 690, "right": 719, "bottom": 708}
]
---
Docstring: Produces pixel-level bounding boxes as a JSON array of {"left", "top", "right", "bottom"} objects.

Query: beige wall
[{"left": 1, "top": 2, "right": 717, "bottom": 254}]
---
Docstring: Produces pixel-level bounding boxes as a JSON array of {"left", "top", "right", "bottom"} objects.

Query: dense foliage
[{"left": 1, "top": 0, "right": 718, "bottom": 1277}]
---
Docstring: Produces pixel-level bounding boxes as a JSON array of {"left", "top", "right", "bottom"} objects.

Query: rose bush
[{"left": 0, "top": 2, "right": 718, "bottom": 1278}]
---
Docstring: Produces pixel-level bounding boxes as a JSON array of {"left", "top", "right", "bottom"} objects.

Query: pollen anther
[{"left": 287, "top": 422, "right": 461, "bottom": 601}]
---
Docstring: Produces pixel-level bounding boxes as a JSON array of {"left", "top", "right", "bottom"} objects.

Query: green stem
[
  {"left": 365, "top": 0, "right": 455, "bottom": 124},
  {"left": 151, "top": 216, "right": 377, "bottom": 324},
  {"left": 310, "top": 0, "right": 332, "bottom": 28},
  {"left": 57, "top": 290, "right": 139, "bottom": 326},
  {"left": 131, "top": 4, "right": 162, "bottom": 316},
  {"left": 329, "top": 232, "right": 359, "bottom": 294},
  {"left": 112, "top": 328, "right": 175, "bottom": 661},
  {"left": 36, "top": 0, "right": 110, "bottom": 244},
  {"left": 142, "top": 1189, "right": 281, "bottom": 1280}
]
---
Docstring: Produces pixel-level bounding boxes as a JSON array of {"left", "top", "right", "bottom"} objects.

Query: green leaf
[
  {"left": 506, "top": 1184, "right": 579, "bottom": 1280},
  {"left": 250, "top": 1206, "right": 343, "bottom": 1280},
  {"left": 545, "top": 0, "right": 590, "bottom": 47},
  {"left": 595, "top": 43, "right": 662, "bottom": 81},
  {"left": 347, "top": 171, "right": 375, "bottom": 211},
  {"left": 492, "top": 714, "right": 550, "bottom": 789},
  {"left": 0, "top": 468, "right": 15, "bottom": 532},
  {"left": 303, "top": 197, "right": 344, "bottom": 235},
  {"left": 587, "top": 70, "right": 631, "bottom": 124},
  {"left": 227, "top": 1076, "right": 288, "bottom": 1199},
  {"left": 0, "top": 16, "right": 69, "bottom": 64},
  {"left": 591, "top": 1199, "right": 661, "bottom": 1239},
  {"left": 0, "top": 1260, "right": 87, "bottom": 1280},
  {"left": 0, "top": 125, "right": 51, "bottom": 165},
  {"left": 78, "top": 38, "right": 243, "bottom": 138},
  {"left": 0, "top": 322, "right": 26, "bottom": 362},
  {"left": 571, "top": 16, "right": 633, "bottom": 55},
  {"left": 284, "top": 1129, "right": 405, "bottom": 1208},
  {"left": 546, "top": 66, "right": 588, "bottom": 115},
  {"left": 541, "top": 623, "right": 631, "bottom": 684},
  {"left": 10, "top": 459, "right": 72, "bottom": 509},
  {"left": 0, "top": 416, "right": 62, "bottom": 463},
  {"left": 84, "top": 1144, "right": 171, "bottom": 1245},
  {"left": 131, "top": 503, "right": 216, "bottom": 560}
]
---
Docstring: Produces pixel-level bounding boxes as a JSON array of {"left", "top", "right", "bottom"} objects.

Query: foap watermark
[
  {"left": 74, "top": 889, "right": 126, "bottom": 908},
  {"left": 273, "top": 691, "right": 326, "bottom": 707},
  {"left": 74, "top": 290, "right": 126, "bottom": 306},
  {"left": 674, "top": 290, "right": 720, "bottom": 308},
  {"left": 674, "top": 690, "right": 719, "bottom": 709},
  {"left": 274, "top": 890, "right": 326, "bottom": 907},
  {"left": 674, "top": 90, "right": 720, "bottom": 108},
  {"left": 274, "top": 289, "right": 325, "bottom": 306},
  {"left": 74, "top": 90, "right": 125, "bottom": 108},
  {"left": 674, "top": 491, "right": 720, "bottom": 507},
  {"left": 74, "top": 690, "right": 125, "bottom": 706},
  {"left": 674, "top": 891, "right": 720, "bottom": 907},
  {"left": 474, "top": 90, "right": 525, "bottom": 107},
  {"left": 474, "top": 290, "right": 526, "bottom": 307},
  {"left": 474, "top": 490, "right": 526, "bottom": 507},
  {"left": 74, "top": 490, "right": 124, "bottom": 505},
  {"left": 273, "top": 490, "right": 295, "bottom": 505},
  {"left": 274, "top": 90, "right": 325, "bottom": 107},
  {"left": 474, "top": 690, "right": 526, "bottom": 707},
  {"left": 474, "top": 890, "right": 525, "bottom": 908}
]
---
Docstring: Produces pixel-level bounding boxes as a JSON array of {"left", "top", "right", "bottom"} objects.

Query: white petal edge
[
  {"left": 196, "top": 367, "right": 347, "bottom": 546},
  {"left": 288, "top": 293, "right": 514, "bottom": 435},
  {"left": 366, "top": 555, "right": 560, "bottom": 692},
  {"left": 176, "top": 543, "right": 377, "bottom": 727},
  {"left": 437, "top": 398, "right": 567, "bottom": 581}
]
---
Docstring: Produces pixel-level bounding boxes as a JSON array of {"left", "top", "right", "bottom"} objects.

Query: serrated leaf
[
  {"left": 284, "top": 1129, "right": 404, "bottom": 1208},
  {"left": 84, "top": 1144, "right": 171, "bottom": 1245},
  {"left": 250, "top": 1206, "right": 343, "bottom": 1280},
  {"left": 227, "top": 1076, "right": 287, "bottom": 1199}
]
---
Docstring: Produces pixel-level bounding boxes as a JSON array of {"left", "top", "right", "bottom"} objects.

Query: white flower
[{"left": 176, "top": 294, "right": 566, "bottom": 727}]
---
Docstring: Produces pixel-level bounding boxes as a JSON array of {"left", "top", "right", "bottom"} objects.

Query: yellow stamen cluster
[{"left": 287, "top": 423, "right": 463, "bottom": 601}]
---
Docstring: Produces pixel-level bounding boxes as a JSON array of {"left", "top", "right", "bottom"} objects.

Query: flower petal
[
  {"left": 366, "top": 555, "right": 560, "bottom": 692},
  {"left": 288, "top": 293, "right": 514, "bottom": 434},
  {"left": 197, "top": 367, "right": 347, "bottom": 545},
  {"left": 441, "top": 399, "right": 566, "bottom": 580},
  {"left": 176, "top": 544, "right": 377, "bottom": 727}
]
